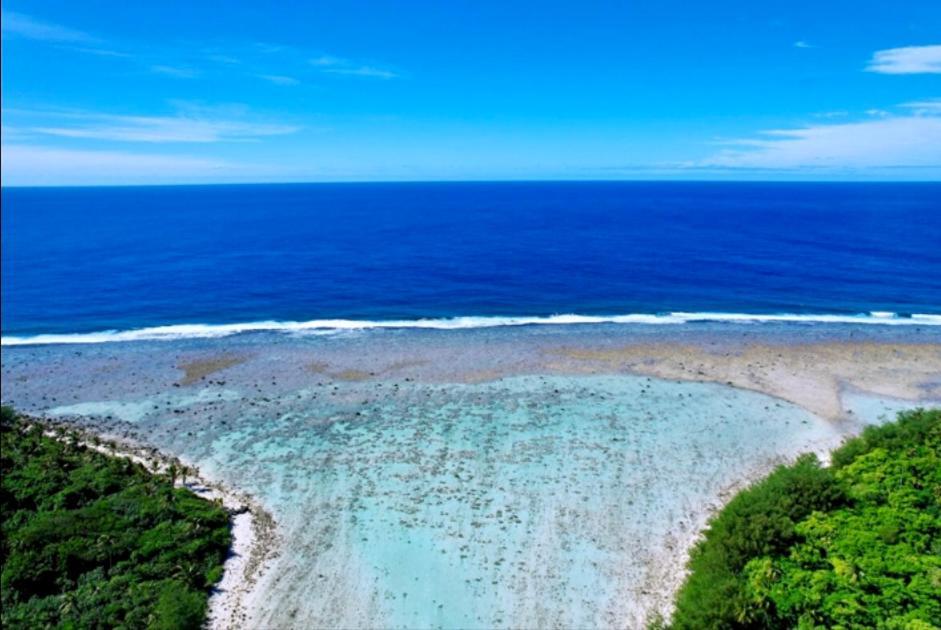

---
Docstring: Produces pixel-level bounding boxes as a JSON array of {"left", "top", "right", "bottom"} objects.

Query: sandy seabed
[{"left": 3, "top": 323, "right": 939, "bottom": 628}]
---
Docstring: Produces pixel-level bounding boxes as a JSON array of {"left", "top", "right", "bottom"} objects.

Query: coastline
[
  {"left": 636, "top": 457, "right": 808, "bottom": 626},
  {"left": 27, "top": 417, "right": 279, "bottom": 630},
  {"left": 3, "top": 326, "right": 940, "bottom": 628}
]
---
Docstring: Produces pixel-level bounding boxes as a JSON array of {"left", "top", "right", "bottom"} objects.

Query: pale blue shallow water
[{"left": 44, "top": 372, "right": 846, "bottom": 628}]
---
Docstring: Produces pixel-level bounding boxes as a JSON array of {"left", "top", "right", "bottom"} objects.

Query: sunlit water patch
[{"left": 38, "top": 373, "right": 853, "bottom": 628}]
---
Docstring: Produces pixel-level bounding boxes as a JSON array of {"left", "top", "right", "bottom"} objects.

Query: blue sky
[{"left": 2, "top": 1, "right": 940, "bottom": 184}]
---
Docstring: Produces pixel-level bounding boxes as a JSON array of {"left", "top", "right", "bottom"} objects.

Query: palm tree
[{"left": 167, "top": 463, "right": 179, "bottom": 487}]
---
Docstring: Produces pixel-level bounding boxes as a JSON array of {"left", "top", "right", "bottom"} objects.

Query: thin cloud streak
[
  {"left": 866, "top": 45, "right": 941, "bottom": 74},
  {"left": 0, "top": 144, "right": 249, "bottom": 185},
  {"left": 690, "top": 112, "right": 941, "bottom": 171},
  {"left": 309, "top": 55, "right": 399, "bottom": 79},
  {"left": 207, "top": 54, "right": 241, "bottom": 64},
  {"left": 310, "top": 55, "right": 346, "bottom": 66},
  {"left": 19, "top": 109, "right": 300, "bottom": 143},
  {"left": 257, "top": 74, "right": 300, "bottom": 86},
  {"left": 150, "top": 65, "right": 201, "bottom": 79},
  {"left": 3, "top": 14, "right": 404, "bottom": 86},
  {"left": 323, "top": 66, "right": 398, "bottom": 79},
  {"left": 902, "top": 98, "right": 941, "bottom": 115},
  {"left": 69, "top": 46, "right": 132, "bottom": 58},
  {"left": 2, "top": 10, "right": 137, "bottom": 60},
  {"left": 1, "top": 10, "right": 98, "bottom": 43}
]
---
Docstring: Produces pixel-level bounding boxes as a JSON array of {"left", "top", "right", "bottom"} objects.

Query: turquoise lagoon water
[{"left": 42, "top": 374, "right": 844, "bottom": 627}]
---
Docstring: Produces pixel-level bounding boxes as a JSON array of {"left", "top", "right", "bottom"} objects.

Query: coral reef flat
[{"left": 2, "top": 323, "right": 939, "bottom": 628}]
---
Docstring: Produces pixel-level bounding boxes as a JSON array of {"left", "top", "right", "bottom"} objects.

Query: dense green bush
[
  {"left": 669, "top": 408, "right": 941, "bottom": 629},
  {"left": 1, "top": 406, "right": 231, "bottom": 629}
]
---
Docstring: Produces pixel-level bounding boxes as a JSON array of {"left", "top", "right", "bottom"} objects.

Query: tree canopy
[
  {"left": 669, "top": 408, "right": 941, "bottom": 629},
  {"left": 1, "top": 406, "right": 231, "bottom": 629}
]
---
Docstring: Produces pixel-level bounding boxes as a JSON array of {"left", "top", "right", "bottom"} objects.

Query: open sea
[{"left": 3, "top": 181, "right": 940, "bottom": 343}]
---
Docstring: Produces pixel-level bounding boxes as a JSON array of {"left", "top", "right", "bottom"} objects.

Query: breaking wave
[{"left": 3, "top": 311, "right": 940, "bottom": 346}]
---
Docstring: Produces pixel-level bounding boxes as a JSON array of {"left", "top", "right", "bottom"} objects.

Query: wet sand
[{"left": 553, "top": 341, "right": 941, "bottom": 420}]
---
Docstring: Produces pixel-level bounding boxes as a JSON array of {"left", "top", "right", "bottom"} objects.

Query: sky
[{"left": 1, "top": 1, "right": 940, "bottom": 185}]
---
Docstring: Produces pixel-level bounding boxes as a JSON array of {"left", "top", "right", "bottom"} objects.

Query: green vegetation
[
  {"left": 1, "top": 406, "right": 231, "bottom": 629},
  {"left": 669, "top": 408, "right": 941, "bottom": 629}
]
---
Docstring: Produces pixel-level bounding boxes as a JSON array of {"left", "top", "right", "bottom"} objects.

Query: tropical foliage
[
  {"left": 669, "top": 408, "right": 941, "bottom": 629},
  {"left": 1, "top": 406, "right": 231, "bottom": 629}
]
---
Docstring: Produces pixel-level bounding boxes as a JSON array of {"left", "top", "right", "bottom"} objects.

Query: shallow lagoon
[{"left": 47, "top": 373, "right": 845, "bottom": 627}]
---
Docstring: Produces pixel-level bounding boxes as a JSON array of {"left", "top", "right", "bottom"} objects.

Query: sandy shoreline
[{"left": 551, "top": 341, "right": 941, "bottom": 420}]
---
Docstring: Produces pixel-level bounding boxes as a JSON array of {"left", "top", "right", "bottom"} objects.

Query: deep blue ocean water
[{"left": 2, "top": 181, "right": 940, "bottom": 341}]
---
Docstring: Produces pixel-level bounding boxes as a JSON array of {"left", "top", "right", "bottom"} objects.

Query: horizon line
[{"left": 4, "top": 178, "right": 941, "bottom": 190}]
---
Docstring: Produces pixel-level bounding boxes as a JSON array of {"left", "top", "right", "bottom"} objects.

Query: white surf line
[{"left": 4, "top": 311, "right": 940, "bottom": 345}]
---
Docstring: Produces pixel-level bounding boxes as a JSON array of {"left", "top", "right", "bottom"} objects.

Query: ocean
[{"left": 3, "top": 181, "right": 940, "bottom": 343}]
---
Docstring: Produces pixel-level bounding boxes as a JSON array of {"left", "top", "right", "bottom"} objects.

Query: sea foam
[{"left": 2, "top": 311, "right": 940, "bottom": 346}]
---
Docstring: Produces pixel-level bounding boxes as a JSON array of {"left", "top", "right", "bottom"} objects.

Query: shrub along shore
[
  {"left": 1, "top": 406, "right": 232, "bottom": 629},
  {"left": 668, "top": 408, "right": 941, "bottom": 628}
]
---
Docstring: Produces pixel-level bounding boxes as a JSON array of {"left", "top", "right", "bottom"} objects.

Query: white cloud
[
  {"left": 19, "top": 109, "right": 300, "bottom": 143},
  {"left": 1, "top": 10, "right": 97, "bottom": 43},
  {"left": 793, "top": 41, "right": 814, "bottom": 49},
  {"left": 0, "top": 144, "right": 248, "bottom": 185},
  {"left": 257, "top": 74, "right": 300, "bottom": 86},
  {"left": 309, "top": 55, "right": 399, "bottom": 79},
  {"left": 692, "top": 112, "right": 941, "bottom": 172},
  {"left": 866, "top": 45, "right": 941, "bottom": 74}
]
